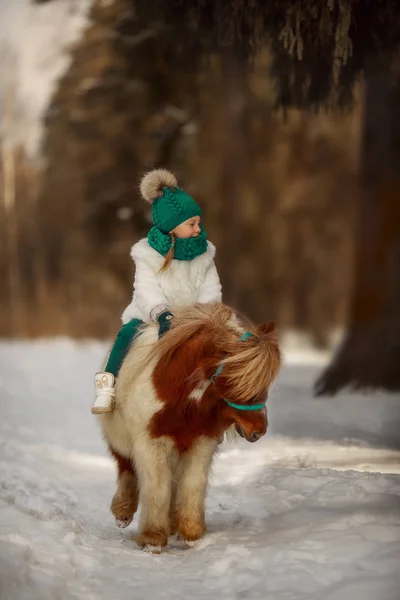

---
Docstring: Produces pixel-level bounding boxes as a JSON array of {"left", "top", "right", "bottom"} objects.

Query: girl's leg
[
  {"left": 104, "top": 318, "right": 143, "bottom": 377},
  {"left": 92, "top": 319, "right": 143, "bottom": 414}
]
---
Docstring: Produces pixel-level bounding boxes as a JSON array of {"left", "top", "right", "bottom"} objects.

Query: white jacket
[{"left": 121, "top": 238, "right": 222, "bottom": 324}]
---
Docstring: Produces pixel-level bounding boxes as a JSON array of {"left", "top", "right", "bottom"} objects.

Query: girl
[{"left": 92, "top": 168, "right": 222, "bottom": 414}]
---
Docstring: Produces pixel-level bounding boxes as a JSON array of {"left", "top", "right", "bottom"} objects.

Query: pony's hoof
[
  {"left": 135, "top": 530, "right": 168, "bottom": 550},
  {"left": 116, "top": 516, "right": 133, "bottom": 528},
  {"left": 143, "top": 544, "right": 162, "bottom": 554},
  {"left": 177, "top": 519, "right": 206, "bottom": 544}
]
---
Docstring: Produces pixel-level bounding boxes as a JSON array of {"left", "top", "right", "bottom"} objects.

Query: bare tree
[{"left": 315, "top": 61, "right": 400, "bottom": 394}]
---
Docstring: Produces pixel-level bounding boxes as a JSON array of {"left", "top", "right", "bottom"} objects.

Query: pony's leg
[
  {"left": 168, "top": 451, "right": 179, "bottom": 537},
  {"left": 168, "top": 479, "right": 178, "bottom": 537},
  {"left": 109, "top": 447, "right": 139, "bottom": 528},
  {"left": 175, "top": 436, "right": 217, "bottom": 546},
  {"left": 133, "top": 436, "right": 174, "bottom": 552}
]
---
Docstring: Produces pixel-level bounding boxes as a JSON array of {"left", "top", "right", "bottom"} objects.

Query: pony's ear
[{"left": 257, "top": 321, "right": 275, "bottom": 336}]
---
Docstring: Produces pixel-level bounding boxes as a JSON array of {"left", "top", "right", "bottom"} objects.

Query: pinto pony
[{"left": 98, "top": 303, "right": 281, "bottom": 553}]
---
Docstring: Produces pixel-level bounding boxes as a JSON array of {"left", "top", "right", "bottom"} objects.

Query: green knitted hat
[{"left": 140, "top": 168, "right": 202, "bottom": 234}]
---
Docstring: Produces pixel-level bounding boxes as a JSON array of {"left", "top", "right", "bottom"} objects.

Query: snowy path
[{"left": 1, "top": 340, "right": 400, "bottom": 600}]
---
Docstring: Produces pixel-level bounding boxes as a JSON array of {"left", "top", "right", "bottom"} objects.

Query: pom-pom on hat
[{"left": 140, "top": 168, "right": 202, "bottom": 234}]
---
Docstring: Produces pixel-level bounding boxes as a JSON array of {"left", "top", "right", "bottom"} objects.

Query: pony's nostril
[{"left": 251, "top": 432, "right": 262, "bottom": 442}]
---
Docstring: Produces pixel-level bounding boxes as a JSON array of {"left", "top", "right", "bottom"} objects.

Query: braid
[{"left": 159, "top": 232, "right": 175, "bottom": 273}]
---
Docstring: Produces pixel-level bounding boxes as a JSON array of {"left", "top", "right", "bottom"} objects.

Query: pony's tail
[{"left": 159, "top": 233, "right": 175, "bottom": 273}]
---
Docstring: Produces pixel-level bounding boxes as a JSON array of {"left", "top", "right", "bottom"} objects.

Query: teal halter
[
  {"left": 224, "top": 400, "right": 266, "bottom": 411},
  {"left": 210, "top": 331, "right": 267, "bottom": 412}
]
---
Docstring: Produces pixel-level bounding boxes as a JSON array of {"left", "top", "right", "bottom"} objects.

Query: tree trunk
[
  {"left": 1, "top": 145, "right": 24, "bottom": 336},
  {"left": 315, "top": 62, "right": 400, "bottom": 395}
]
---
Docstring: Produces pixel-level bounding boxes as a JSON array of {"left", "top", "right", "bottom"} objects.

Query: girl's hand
[{"left": 157, "top": 311, "right": 173, "bottom": 338}]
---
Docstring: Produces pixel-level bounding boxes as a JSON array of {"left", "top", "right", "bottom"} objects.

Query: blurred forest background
[{"left": 1, "top": 0, "right": 400, "bottom": 393}]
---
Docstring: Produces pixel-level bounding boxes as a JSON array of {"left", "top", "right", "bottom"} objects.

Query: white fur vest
[{"left": 121, "top": 238, "right": 222, "bottom": 324}]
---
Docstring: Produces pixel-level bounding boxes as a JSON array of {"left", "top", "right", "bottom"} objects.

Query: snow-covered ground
[{"left": 1, "top": 339, "right": 400, "bottom": 600}]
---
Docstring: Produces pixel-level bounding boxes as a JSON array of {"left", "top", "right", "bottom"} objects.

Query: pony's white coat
[
  {"left": 98, "top": 304, "right": 278, "bottom": 551},
  {"left": 98, "top": 324, "right": 218, "bottom": 546}
]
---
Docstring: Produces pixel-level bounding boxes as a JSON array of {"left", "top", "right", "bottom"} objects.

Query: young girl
[{"left": 92, "top": 168, "right": 222, "bottom": 414}]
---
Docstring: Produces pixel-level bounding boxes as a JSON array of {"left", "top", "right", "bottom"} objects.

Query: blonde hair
[{"left": 158, "top": 232, "right": 175, "bottom": 273}]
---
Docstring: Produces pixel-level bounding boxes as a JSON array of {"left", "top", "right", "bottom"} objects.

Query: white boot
[{"left": 92, "top": 372, "right": 115, "bottom": 414}]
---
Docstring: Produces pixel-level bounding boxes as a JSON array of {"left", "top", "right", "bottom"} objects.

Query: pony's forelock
[{"left": 221, "top": 335, "right": 281, "bottom": 401}]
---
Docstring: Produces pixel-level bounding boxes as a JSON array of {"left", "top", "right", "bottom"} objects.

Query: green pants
[{"left": 105, "top": 318, "right": 143, "bottom": 378}]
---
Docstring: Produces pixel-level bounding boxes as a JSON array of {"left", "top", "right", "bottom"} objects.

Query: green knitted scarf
[{"left": 147, "top": 225, "right": 208, "bottom": 260}]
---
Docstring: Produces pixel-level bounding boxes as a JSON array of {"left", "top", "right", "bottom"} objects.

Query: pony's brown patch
[
  {"left": 150, "top": 403, "right": 231, "bottom": 453},
  {"left": 149, "top": 303, "right": 280, "bottom": 451},
  {"left": 150, "top": 309, "right": 232, "bottom": 451},
  {"left": 150, "top": 332, "right": 230, "bottom": 451}
]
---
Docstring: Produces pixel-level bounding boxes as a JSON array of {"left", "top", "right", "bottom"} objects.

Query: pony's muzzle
[{"left": 235, "top": 424, "right": 264, "bottom": 443}]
